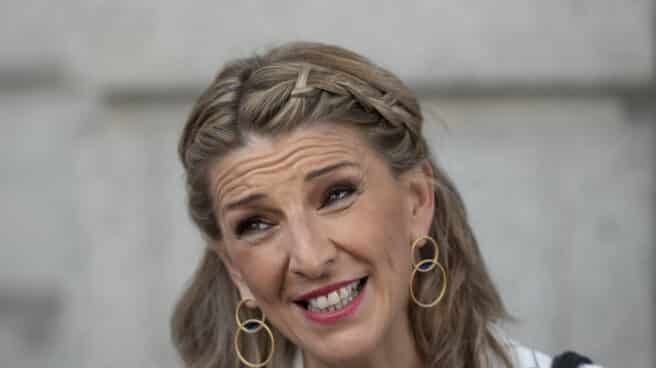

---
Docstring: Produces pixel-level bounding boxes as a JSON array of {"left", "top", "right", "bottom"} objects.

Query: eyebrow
[
  {"left": 225, "top": 193, "right": 266, "bottom": 211},
  {"left": 304, "top": 161, "right": 359, "bottom": 181},
  {"left": 223, "top": 161, "right": 359, "bottom": 212}
]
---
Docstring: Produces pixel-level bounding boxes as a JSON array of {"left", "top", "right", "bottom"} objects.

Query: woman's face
[{"left": 210, "top": 123, "right": 434, "bottom": 363}]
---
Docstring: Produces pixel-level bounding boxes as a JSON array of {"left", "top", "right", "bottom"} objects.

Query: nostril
[{"left": 290, "top": 262, "right": 331, "bottom": 280}]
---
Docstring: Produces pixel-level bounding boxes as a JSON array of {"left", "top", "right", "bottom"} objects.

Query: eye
[
  {"left": 234, "top": 217, "right": 273, "bottom": 238},
  {"left": 320, "top": 182, "right": 357, "bottom": 209}
]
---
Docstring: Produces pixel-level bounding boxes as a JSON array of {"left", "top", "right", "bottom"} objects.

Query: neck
[{"left": 301, "top": 309, "right": 423, "bottom": 368}]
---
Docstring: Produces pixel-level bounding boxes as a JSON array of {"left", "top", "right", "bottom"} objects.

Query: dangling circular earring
[
  {"left": 409, "top": 235, "right": 447, "bottom": 308},
  {"left": 234, "top": 299, "right": 275, "bottom": 368}
]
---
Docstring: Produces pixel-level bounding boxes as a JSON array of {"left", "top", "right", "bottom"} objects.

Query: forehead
[{"left": 210, "top": 124, "right": 374, "bottom": 204}]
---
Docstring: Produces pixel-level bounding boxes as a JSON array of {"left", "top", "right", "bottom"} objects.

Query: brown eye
[
  {"left": 235, "top": 217, "right": 273, "bottom": 238},
  {"left": 320, "top": 183, "right": 357, "bottom": 209}
]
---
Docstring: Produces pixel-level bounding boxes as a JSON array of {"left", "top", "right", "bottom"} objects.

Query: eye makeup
[
  {"left": 224, "top": 162, "right": 367, "bottom": 242},
  {"left": 234, "top": 216, "right": 275, "bottom": 238}
]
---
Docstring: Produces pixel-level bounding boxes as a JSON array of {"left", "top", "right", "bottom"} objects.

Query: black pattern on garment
[{"left": 551, "top": 351, "right": 593, "bottom": 368}]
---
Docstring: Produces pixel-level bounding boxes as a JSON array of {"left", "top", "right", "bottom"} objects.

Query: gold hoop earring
[
  {"left": 234, "top": 299, "right": 275, "bottom": 368},
  {"left": 409, "top": 236, "right": 447, "bottom": 307}
]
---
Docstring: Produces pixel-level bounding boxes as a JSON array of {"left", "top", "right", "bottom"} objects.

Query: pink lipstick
[{"left": 297, "top": 278, "right": 367, "bottom": 324}]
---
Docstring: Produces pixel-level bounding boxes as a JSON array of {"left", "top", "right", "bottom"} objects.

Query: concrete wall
[{"left": 1, "top": 2, "right": 654, "bottom": 367}]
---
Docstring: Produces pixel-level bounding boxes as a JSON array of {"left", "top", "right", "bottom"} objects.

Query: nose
[{"left": 286, "top": 217, "right": 337, "bottom": 279}]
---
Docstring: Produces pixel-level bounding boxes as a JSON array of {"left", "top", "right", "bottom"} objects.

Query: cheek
[
  {"left": 329, "top": 191, "right": 411, "bottom": 270},
  {"left": 230, "top": 245, "right": 287, "bottom": 303}
]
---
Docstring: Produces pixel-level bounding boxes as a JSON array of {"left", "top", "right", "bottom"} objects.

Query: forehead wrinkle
[
  {"left": 214, "top": 139, "right": 365, "bottom": 212},
  {"left": 213, "top": 134, "right": 354, "bottom": 192},
  {"left": 217, "top": 147, "right": 354, "bottom": 204}
]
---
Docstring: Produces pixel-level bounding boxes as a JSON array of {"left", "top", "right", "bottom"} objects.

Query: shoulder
[{"left": 505, "top": 340, "right": 604, "bottom": 368}]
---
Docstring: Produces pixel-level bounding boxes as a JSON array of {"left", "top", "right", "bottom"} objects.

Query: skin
[{"left": 209, "top": 123, "right": 435, "bottom": 368}]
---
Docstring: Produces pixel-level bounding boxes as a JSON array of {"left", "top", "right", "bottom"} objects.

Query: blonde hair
[{"left": 173, "top": 42, "right": 511, "bottom": 368}]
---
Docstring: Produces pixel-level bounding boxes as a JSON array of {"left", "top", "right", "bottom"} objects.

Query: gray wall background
[{"left": 1, "top": 1, "right": 654, "bottom": 367}]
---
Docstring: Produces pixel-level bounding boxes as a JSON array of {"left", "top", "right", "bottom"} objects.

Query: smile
[
  {"left": 295, "top": 277, "right": 368, "bottom": 324},
  {"left": 306, "top": 278, "right": 364, "bottom": 312}
]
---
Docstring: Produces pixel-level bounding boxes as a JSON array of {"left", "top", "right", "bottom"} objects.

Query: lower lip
[{"left": 301, "top": 280, "right": 367, "bottom": 324}]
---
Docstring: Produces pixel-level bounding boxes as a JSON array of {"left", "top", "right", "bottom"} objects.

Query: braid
[
  {"left": 288, "top": 63, "right": 425, "bottom": 161},
  {"left": 239, "top": 61, "right": 422, "bottom": 143}
]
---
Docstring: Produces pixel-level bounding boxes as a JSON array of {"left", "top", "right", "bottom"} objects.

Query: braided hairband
[
  {"left": 290, "top": 64, "right": 315, "bottom": 97},
  {"left": 287, "top": 64, "right": 416, "bottom": 134},
  {"left": 290, "top": 64, "right": 398, "bottom": 106}
]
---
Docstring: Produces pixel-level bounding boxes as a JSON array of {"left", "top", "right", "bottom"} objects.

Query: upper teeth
[{"left": 307, "top": 280, "right": 361, "bottom": 311}]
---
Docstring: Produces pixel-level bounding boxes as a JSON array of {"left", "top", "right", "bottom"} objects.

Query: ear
[
  {"left": 401, "top": 160, "right": 435, "bottom": 240},
  {"left": 210, "top": 241, "right": 256, "bottom": 305}
]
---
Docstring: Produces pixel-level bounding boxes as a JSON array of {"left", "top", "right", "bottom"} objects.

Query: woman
[{"left": 172, "top": 42, "right": 601, "bottom": 368}]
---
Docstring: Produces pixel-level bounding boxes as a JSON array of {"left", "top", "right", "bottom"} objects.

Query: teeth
[
  {"left": 327, "top": 291, "right": 340, "bottom": 305},
  {"left": 304, "top": 279, "right": 363, "bottom": 313},
  {"left": 317, "top": 295, "right": 328, "bottom": 309},
  {"left": 339, "top": 288, "right": 348, "bottom": 298}
]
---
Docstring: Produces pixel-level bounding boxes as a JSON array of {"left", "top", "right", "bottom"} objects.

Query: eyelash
[
  {"left": 319, "top": 182, "right": 357, "bottom": 209},
  {"left": 233, "top": 181, "right": 358, "bottom": 238},
  {"left": 234, "top": 217, "right": 272, "bottom": 238}
]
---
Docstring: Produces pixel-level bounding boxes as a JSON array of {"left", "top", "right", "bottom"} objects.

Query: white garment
[
  {"left": 292, "top": 341, "right": 604, "bottom": 368},
  {"left": 506, "top": 341, "right": 602, "bottom": 368}
]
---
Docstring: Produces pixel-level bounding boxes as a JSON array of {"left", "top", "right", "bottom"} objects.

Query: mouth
[{"left": 294, "top": 277, "right": 367, "bottom": 318}]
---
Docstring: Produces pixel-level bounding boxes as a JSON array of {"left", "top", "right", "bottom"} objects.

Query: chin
[
  {"left": 289, "top": 277, "right": 397, "bottom": 363},
  {"left": 305, "top": 329, "right": 381, "bottom": 363}
]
